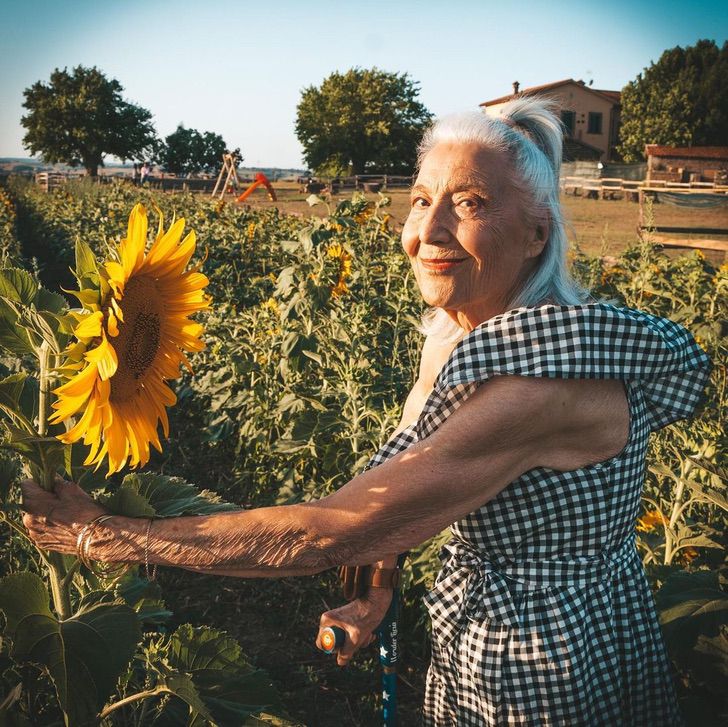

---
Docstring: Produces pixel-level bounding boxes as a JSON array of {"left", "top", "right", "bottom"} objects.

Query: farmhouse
[
  {"left": 645, "top": 145, "right": 728, "bottom": 184},
  {"left": 480, "top": 79, "right": 621, "bottom": 162}
]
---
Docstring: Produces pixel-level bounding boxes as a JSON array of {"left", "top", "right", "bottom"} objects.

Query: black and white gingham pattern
[{"left": 364, "top": 304, "right": 711, "bottom": 726}]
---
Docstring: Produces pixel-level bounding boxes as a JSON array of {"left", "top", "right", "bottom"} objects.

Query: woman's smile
[{"left": 419, "top": 257, "right": 468, "bottom": 272}]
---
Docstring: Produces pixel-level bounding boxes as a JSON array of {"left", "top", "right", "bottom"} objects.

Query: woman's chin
[{"left": 419, "top": 285, "right": 459, "bottom": 310}]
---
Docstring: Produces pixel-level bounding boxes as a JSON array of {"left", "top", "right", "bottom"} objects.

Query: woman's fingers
[
  {"left": 20, "top": 477, "right": 107, "bottom": 555},
  {"left": 317, "top": 603, "right": 379, "bottom": 666}
]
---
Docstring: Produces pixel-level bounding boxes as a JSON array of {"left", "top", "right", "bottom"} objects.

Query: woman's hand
[
  {"left": 21, "top": 478, "right": 108, "bottom": 555},
  {"left": 316, "top": 588, "right": 393, "bottom": 667}
]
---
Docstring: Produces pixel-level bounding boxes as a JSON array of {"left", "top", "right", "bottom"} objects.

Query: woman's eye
[{"left": 457, "top": 197, "right": 479, "bottom": 211}]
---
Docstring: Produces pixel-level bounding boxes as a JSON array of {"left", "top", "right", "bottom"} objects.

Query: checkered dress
[{"left": 364, "top": 303, "right": 711, "bottom": 726}]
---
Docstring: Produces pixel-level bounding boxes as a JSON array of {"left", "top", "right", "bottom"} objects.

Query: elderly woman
[{"left": 23, "top": 97, "right": 709, "bottom": 726}]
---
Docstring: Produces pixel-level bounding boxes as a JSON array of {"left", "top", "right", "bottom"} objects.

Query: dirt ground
[{"left": 234, "top": 182, "right": 728, "bottom": 265}]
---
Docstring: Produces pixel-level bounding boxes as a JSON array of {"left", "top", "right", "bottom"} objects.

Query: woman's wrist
[{"left": 87, "top": 515, "right": 146, "bottom": 564}]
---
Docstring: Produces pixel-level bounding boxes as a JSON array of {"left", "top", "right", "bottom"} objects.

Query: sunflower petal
[
  {"left": 85, "top": 332, "right": 118, "bottom": 381},
  {"left": 123, "top": 203, "right": 148, "bottom": 278},
  {"left": 73, "top": 311, "right": 104, "bottom": 339},
  {"left": 105, "top": 261, "right": 126, "bottom": 297}
]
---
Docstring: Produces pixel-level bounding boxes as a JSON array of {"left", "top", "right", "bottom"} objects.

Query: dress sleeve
[{"left": 433, "top": 303, "right": 712, "bottom": 433}]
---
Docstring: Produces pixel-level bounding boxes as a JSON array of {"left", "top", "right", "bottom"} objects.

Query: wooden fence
[{"left": 561, "top": 176, "right": 728, "bottom": 201}]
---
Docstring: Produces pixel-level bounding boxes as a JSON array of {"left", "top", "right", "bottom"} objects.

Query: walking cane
[{"left": 319, "top": 554, "right": 406, "bottom": 726}]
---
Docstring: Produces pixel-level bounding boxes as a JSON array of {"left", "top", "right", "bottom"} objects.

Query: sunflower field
[{"left": 0, "top": 176, "right": 726, "bottom": 726}]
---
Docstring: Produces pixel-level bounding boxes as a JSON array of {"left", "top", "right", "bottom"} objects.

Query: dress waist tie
[{"left": 423, "top": 533, "right": 639, "bottom": 650}]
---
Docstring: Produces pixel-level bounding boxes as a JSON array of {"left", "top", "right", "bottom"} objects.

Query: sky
[{"left": 1, "top": 0, "right": 726, "bottom": 169}]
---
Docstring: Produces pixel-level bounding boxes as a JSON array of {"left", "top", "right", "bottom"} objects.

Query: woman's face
[{"left": 401, "top": 141, "right": 547, "bottom": 327}]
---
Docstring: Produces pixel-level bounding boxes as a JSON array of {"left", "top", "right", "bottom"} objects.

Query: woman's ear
[{"left": 526, "top": 214, "right": 549, "bottom": 259}]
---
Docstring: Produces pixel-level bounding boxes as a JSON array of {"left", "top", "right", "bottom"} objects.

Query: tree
[
  {"left": 160, "top": 125, "right": 233, "bottom": 176},
  {"left": 618, "top": 40, "right": 728, "bottom": 162},
  {"left": 295, "top": 67, "right": 433, "bottom": 176},
  {"left": 21, "top": 66, "right": 158, "bottom": 177}
]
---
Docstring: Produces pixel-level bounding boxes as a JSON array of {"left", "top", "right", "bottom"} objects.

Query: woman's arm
[{"left": 22, "top": 375, "right": 629, "bottom": 575}]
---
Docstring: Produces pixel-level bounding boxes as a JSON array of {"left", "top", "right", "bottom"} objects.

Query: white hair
[{"left": 416, "top": 96, "right": 588, "bottom": 341}]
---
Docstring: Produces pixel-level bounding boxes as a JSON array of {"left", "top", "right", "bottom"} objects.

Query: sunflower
[
  {"left": 635, "top": 509, "right": 667, "bottom": 533},
  {"left": 327, "top": 242, "right": 352, "bottom": 298},
  {"left": 50, "top": 203, "right": 209, "bottom": 475}
]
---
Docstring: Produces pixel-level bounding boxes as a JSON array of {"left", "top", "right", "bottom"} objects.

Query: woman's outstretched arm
[{"left": 22, "top": 376, "right": 628, "bottom": 576}]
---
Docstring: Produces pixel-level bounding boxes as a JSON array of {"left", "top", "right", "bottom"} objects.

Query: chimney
[{"left": 513, "top": 81, "right": 520, "bottom": 94}]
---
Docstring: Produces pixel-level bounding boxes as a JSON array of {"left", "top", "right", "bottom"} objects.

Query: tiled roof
[
  {"left": 593, "top": 89, "right": 621, "bottom": 103},
  {"left": 481, "top": 79, "right": 620, "bottom": 107},
  {"left": 646, "top": 145, "right": 728, "bottom": 160}
]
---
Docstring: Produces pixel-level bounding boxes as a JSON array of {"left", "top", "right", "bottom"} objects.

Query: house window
[
  {"left": 588, "top": 112, "right": 603, "bottom": 134},
  {"left": 561, "top": 110, "right": 576, "bottom": 136}
]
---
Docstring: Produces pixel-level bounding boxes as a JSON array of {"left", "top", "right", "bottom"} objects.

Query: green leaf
[
  {"left": 677, "top": 534, "right": 725, "bottom": 550},
  {"left": 0, "top": 427, "right": 64, "bottom": 475},
  {"left": 0, "top": 269, "right": 37, "bottom": 306},
  {"left": 0, "top": 300, "right": 33, "bottom": 356},
  {"left": 687, "top": 457, "right": 728, "bottom": 482},
  {"left": 0, "top": 373, "right": 28, "bottom": 417},
  {"left": 0, "top": 573, "right": 141, "bottom": 727},
  {"left": 272, "top": 439, "right": 309, "bottom": 454},
  {"left": 34, "top": 287, "right": 67, "bottom": 315},
  {"left": 114, "top": 572, "right": 172, "bottom": 625},
  {"left": 102, "top": 472, "right": 238, "bottom": 518},
  {"left": 279, "top": 240, "right": 300, "bottom": 254},
  {"left": 656, "top": 569, "right": 728, "bottom": 655},
  {"left": 102, "top": 482, "right": 156, "bottom": 518},
  {"left": 163, "top": 673, "right": 214, "bottom": 723},
  {"left": 0, "top": 454, "right": 20, "bottom": 502},
  {"left": 301, "top": 350, "right": 322, "bottom": 366},
  {"left": 164, "top": 625, "right": 284, "bottom": 726},
  {"left": 74, "top": 239, "right": 100, "bottom": 290},
  {"left": 684, "top": 480, "right": 728, "bottom": 512}
]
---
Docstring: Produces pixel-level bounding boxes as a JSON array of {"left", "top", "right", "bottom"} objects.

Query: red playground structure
[{"left": 236, "top": 172, "right": 277, "bottom": 203}]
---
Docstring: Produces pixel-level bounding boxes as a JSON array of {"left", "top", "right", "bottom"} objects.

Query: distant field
[{"left": 240, "top": 183, "right": 728, "bottom": 264}]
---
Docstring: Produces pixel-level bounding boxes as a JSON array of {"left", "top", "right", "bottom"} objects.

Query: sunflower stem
[
  {"left": 36, "top": 341, "right": 71, "bottom": 619},
  {"left": 37, "top": 341, "right": 54, "bottom": 491}
]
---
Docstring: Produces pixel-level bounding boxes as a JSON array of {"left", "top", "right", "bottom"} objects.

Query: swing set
[{"left": 211, "top": 153, "right": 277, "bottom": 203}]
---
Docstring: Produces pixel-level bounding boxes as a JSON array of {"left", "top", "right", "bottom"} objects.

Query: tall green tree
[
  {"left": 21, "top": 66, "right": 158, "bottom": 176},
  {"left": 295, "top": 67, "right": 433, "bottom": 176},
  {"left": 618, "top": 39, "right": 728, "bottom": 162},
  {"left": 160, "top": 125, "right": 233, "bottom": 176}
]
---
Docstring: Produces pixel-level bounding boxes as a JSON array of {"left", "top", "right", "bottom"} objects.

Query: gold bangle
[
  {"left": 76, "top": 514, "right": 127, "bottom": 579},
  {"left": 144, "top": 517, "right": 157, "bottom": 582}
]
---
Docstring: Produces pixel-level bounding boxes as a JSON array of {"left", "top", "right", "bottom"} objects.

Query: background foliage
[
  {"left": 160, "top": 126, "right": 234, "bottom": 177},
  {"left": 0, "top": 178, "right": 726, "bottom": 725},
  {"left": 21, "top": 66, "right": 159, "bottom": 177},
  {"left": 295, "top": 67, "right": 433, "bottom": 176},
  {"left": 618, "top": 39, "right": 728, "bottom": 161}
]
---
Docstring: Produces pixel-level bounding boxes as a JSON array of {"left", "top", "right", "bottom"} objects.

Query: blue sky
[{"left": 1, "top": 0, "right": 726, "bottom": 168}]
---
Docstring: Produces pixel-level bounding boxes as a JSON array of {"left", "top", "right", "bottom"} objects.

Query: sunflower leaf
[
  {"left": 0, "top": 299, "right": 34, "bottom": 356},
  {"left": 0, "top": 572, "right": 141, "bottom": 727},
  {"left": 157, "top": 624, "right": 284, "bottom": 726},
  {"left": 656, "top": 569, "right": 728, "bottom": 655},
  {"left": 0, "top": 427, "right": 65, "bottom": 474},
  {"left": 0, "top": 268, "right": 38, "bottom": 306},
  {"left": 102, "top": 472, "right": 239, "bottom": 518},
  {"left": 113, "top": 571, "right": 173, "bottom": 625},
  {"left": 0, "top": 373, "right": 28, "bottom": 415},
  {"left": 35, "top": 287, "right": 68, "bottom": 315}
]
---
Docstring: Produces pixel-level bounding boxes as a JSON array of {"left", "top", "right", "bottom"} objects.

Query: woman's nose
[{"left": 418, "top": 201, "right": 451, "bottom": 246}]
